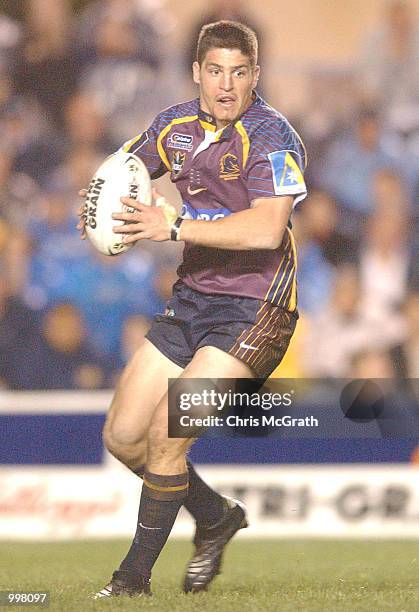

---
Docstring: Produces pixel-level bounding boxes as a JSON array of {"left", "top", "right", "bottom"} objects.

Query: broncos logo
[{"left": 219, "top": 153, "right": 240, "bottom": 180}]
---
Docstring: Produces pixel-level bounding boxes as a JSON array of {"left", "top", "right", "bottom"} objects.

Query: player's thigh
[
  {"left": 148, "top": 345, "right": 252, "bottom": 443},
  {"left": 184, "top": 345, "right": 254, "bottom": 379},
  {"left": 105, "top": 338, "right": 183, "bottom": 445}
]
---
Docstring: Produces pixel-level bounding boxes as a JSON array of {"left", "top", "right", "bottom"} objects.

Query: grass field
[{"left": 1, "top": 540, "right": 418, "bottom": 611}]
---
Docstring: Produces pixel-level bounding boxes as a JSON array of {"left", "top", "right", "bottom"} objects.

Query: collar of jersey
[{"left": 197, "top": 91, "right": 261, "bottom": 140}]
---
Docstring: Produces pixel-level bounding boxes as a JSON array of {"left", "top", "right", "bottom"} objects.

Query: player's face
[{"left": 193, "top": 48, "right": 259, "bottom": 129}]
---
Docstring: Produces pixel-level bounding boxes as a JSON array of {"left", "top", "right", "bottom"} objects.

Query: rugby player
[{"left": 78, "top": 20, "right": 307, "bottom": 597}]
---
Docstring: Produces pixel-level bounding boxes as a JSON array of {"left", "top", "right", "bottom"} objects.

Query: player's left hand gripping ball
[{"left": 83, "top": 150, "right": 152, "bottom": 256}]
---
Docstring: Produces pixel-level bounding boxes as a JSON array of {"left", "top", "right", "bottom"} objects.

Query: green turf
[{"left": 0, "top": 540, "right": 418, "bottom": 611}]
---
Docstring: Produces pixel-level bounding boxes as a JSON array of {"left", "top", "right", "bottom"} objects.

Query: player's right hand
[{"left": 76, "top": 188, "right": 87, "bottom": 240}]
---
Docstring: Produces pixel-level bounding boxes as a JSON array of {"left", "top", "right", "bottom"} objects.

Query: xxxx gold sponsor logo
[{"left": 219, "top": 153, "right": 240, "bottom": 180}]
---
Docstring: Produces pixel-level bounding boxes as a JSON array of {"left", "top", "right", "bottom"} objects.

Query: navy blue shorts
[{"left": 146, "top": 281, "right": 298, "bottom": 379}]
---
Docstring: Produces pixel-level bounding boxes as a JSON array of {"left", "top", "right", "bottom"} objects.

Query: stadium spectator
[
  {"left": 359, "top": 0, "right": 419, "bottom": 131},
  {"left": 359, "top": 1, "right": 419, "bottom": 205},
  {"left": 300, "top": 68, "right": 361, "bottom": 188},
  {"left": 76, "top": 0, "right": 162, "bottom": 69},
  {"left": 407, "top": 235, "right": 419, "bottom": 290},
  {"left": 67, "top": 248, "right": 163, "bottom": 357},
  {"left": 63, "top": 92, "right": 113, "bottom": 157},
  {"left": 76, "top": 0, "right": 170, "bottom": 145},
  {"left": 46, "top": 145, "right": 103, "bottom": 197},
  {"left": 359, "top": 195, "right": 410, "bottom": 322},
  {"left": 23, "top": 185, "right": 90, "bottom": 311},
  {"left": 146, "top": 239, "right": 183, "bottom": 303},
  {"left": 0, "top": 64, "right": 56, "bottom": 183},
  {"left": 8, "top": 302, "right": 106, "bottom": 390},
  {"left": 0, "top": 8, "right": 21, "bottom": 69},
  {"left": 0, "top": 149, "right": 39, "bottom": 228},
  {"left": 25, "top": 186, "right": 165, "bottom": 356},
  {"left": 13, "top": 0, "right": 79, "bottom": 128},
  {"left": 120, "top": 314, "right": 151, "bottom": 363},
  {"left": 0, "top": 267, "right": 40, "bottom": 389},
  {"left": 350, "top": 347, "right": 396, "bottom": 379},
  {"left": 411, "top": 177, "right": 419, "bottom": 233},
  {"left": 390, "top": 291, "right": 419, "bottom": 378},
  {"left": 372, "top": 168, "right": 411, "bottom": 214},
  {"left": 318, "top": 108, "right": 400, "bottom": 232},
  {"left": 304, "top": 265, "right": 374, "bottom": 377},
  {"left": 0, "top": 220, "right": 31, "bottom": 298},
  {"left": 296, "top": 189, "right": 358, "bottom": 266},
  {"left": 292, "top": 212, "right": 335, "bottom": 316}
]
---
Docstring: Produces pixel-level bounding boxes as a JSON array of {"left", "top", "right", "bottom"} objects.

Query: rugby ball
[{"left": 84, "top": 150, "right": 152, "bottom": 255}]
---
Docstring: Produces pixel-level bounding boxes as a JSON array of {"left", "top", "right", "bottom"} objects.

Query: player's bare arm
[
  {"left": 113, "top": 194, "right": 293, "bottom": 249},
  {"left": 175, "top": 196, "right": 293, "bottom": 250}
]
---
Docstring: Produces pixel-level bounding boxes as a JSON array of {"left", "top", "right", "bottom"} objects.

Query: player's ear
[
  {"left": 192, "top": 61, "right": 201, "bottom": 85},
  {"left": 252, "top": 65, "right": 260, "bottom": 89}
]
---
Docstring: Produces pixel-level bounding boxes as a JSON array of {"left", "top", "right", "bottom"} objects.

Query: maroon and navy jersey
[{"left": 122, "top": 93, "right": 307, "bottom": 311}]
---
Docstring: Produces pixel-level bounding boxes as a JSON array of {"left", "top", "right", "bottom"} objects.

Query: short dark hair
[{"left": 196, "top": 20, "right": 258, "bottom": 68}]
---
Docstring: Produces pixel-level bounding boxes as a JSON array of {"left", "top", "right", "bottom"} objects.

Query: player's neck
[
  {"left": 199, "top": 92, "right": 256, "bottom": 131},
  {"left": 215, "top": 119, "right": 230, "bottom": 130}
]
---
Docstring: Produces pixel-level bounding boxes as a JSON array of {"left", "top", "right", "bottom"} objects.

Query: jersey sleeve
[
  {"left": 245, "top": 120, "right": 307, "bottom": 207},
  {"left": 120, "top": 112, "right": 171, "bottom": 180}
]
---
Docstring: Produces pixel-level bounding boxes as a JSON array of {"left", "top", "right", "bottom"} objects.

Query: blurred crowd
[{"left": 0, "top": 0, "right": 417, "bottom": 389}]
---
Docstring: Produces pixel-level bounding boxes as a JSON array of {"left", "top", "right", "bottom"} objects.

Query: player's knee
[
  {"left": 104, "top": 436, "right": 147, "bottom": 468},
  {"left": 102, "top": 425, "right": 122, "bottom": 459},
  {"left": 103, "top": 422, "right": 147, "bottom": 463}
]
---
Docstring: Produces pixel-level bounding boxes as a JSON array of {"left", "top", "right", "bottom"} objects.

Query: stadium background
[{"left": 0, "top": 0, "right": 418, "bottom": 603}]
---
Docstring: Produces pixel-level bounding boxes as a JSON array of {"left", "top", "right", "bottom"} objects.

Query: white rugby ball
[{"left": 84, "top": 150, "right": 152, "bottom": 255}]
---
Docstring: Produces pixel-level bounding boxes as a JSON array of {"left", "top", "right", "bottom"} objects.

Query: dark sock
[
  {"left": 131, "top": 460, "right": 225, "bottom": 528},
  {"left": 119, "top": 471, "right": 188, "bottom": 578},
  {"left": 184, "top": 459, "right": 225, "bottom": 527}
]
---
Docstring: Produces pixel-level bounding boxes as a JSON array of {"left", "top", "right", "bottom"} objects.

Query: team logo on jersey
[
  {"left": 168, "top": 133, "right": 194, "bottom": 151},
  {"left": 171, "top": 151, "right": 186, "bottom": 177},
  {"left": 219, "top": 153, "right": 240, "bottom": 180},
  {"left": 268, "top": 150, "right": 305, "bottom": 195}
]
